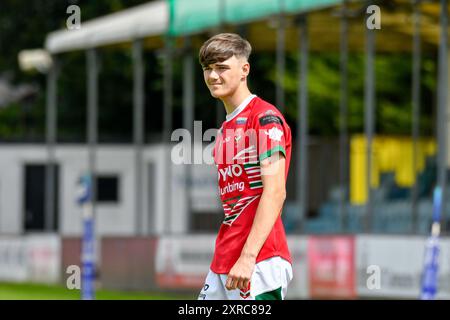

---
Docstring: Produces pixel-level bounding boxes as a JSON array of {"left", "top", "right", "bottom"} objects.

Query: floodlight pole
[
  {"left": 297, "top": 14, "right": 309, "bottom": 233},
  {"left": 436, "top": 0, "right": 448, "bottom": 233},
  {"left": 411, "top": 0, "right": 422, "bottom": 234},
  {"left": 276, "top": 0, "right": 286, "bottom": 113},
  {"left": 45, "top": 57, "right": 58, "bottom": 232},
  {"left": 133, "top": 39, "right": 145, "bottom": 235},
  {"left": 163, "top": 36, "right": 174, "bottom": 234},
  {"left": 86, "top": 48, "right": 98, "bottom": 214},
  {"left": 183, "top": 36, "right": 194, "bottom": 230},
  {"left": 364, "top": 7, "right": 376, "bottom": 233},
  {"left": 83, "top": 47, "right": 99, "bottom": 300},
  {"left": 339, "top": 0, "right": 350, "bottom": 232}
]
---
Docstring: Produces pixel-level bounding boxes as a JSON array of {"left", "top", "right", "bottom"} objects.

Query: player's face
[{"left": 203, "top": 55, "right": 249, "bottom": 99}]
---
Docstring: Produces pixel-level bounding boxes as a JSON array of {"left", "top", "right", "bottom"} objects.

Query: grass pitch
[{"left": 0, "top": 282, "right": 194, "bottom": 300}]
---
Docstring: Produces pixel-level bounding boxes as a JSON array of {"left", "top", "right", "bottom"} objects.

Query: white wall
[
  {"left": 57, "top": 146, "right": 137, "bottom": 236},
  {"left": 170, "top": 143, "right": 221, "bottom": 234},
  {"left": 143, "top": 145, "right": 167, "bottom": 235},
  {"left": 0, "top": 144, "right": 220, "bottom": 236},
  {"left": 0, "top": 145, "right": 47, "bottom": 234},
  {"left": 0, "top": 145, "right": 151, "bottom": 236}
]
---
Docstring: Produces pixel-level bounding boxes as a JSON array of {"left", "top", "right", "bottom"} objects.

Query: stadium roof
[
  {"left": 45, "top": 1, "right": 168, "bottom": 54},
  {"left": 45, "top": 0, "right": 343, "bottom": 54},
  {"left": 45, "top": 0, "right": 448, "bottom": 54},
  {"left": 168, "top": 0, "right": 342, "bottom": 36}
]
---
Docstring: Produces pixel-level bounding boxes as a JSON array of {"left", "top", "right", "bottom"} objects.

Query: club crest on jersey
[{"left": 264, "top": 127, "right": 283, "bottom": 142}]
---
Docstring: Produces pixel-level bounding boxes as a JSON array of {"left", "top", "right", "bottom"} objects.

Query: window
[
  {"left": 95, "top": 175, "right": 119, "bottom": 203},
  {"left": 24, "top": 164, "right": 59, "bottom": 232}
]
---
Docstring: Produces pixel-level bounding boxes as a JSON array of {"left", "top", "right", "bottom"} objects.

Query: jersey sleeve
[{"left": 253, "top": 110, "right": 287, "bottom": 162}]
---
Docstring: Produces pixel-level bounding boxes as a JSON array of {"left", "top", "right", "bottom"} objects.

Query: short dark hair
[{"left": 199, "top": 33, "right": 252, "bottom": 68}]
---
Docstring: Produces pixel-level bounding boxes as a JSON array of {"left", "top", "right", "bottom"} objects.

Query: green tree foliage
[
  {"left": 0, "top": 0, "right": 149, "bottom": 142},
  {"left": 263, "top": 52, "right": 436, "bottom": 137},
  {"left": 0, "top": 1, "right": 437, "bottom": 142}
]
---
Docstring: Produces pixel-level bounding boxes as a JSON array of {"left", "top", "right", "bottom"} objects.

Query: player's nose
[{"left": 208, "top": 69, "right": 220, "bottom": 81}]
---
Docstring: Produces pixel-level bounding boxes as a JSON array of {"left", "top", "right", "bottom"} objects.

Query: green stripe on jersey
[
  {"left": 259, "top": 145, "right": 286, "bottom": 162},
  {"left": 244, "top": 162, "right": 259, "bottom": 169},
  {"left": 250, "top": 181, "right": 263, "bottom": 188},
  {"left": 223, "top": 195, "right": 241, "bottom": 203},
  {"left": 224, "top": 214, "right": 238, "bottom": 222}
]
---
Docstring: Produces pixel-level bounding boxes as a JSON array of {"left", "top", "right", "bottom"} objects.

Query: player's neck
[{"left": 221, "top": 86, "right": 252, "bottom": 116}]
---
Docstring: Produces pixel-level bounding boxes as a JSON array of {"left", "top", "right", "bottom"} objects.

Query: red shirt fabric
[{"left": 211, "top": 95, "right": 292, "bottom": 274}]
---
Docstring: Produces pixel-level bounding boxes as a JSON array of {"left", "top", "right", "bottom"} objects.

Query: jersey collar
[{"left": 225, "top": 94, "right": 257, "bottom": 122}]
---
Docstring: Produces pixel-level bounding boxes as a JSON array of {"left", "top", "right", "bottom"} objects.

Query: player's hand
[{"left": 225, "top": 255, "right": 256, "bottom": 291}]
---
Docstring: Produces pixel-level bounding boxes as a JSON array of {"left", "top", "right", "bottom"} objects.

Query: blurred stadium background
[{"left": 0, "top": 0, "right": 450, "bottom": 299}]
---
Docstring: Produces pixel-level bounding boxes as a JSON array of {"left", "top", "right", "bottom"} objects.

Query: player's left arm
[{"left": 225, "top": 152, "right": 286, "bottom": 291}]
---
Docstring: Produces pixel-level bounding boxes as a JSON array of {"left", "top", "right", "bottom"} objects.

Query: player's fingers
[
  {"left": 233, "top": 280, "right": 240, "bottom": 290},
  {"left": 226, "top": 275, "right": 236, "bottom": 290},
  {"left": 225, "top": 276, "right": 231, "bottom": 290},
  {"left": 236, "top": 277, "right": 245, "bottom": 291},
  {"left": 242, "top": 279, "right": 250, "bottom": 291}
]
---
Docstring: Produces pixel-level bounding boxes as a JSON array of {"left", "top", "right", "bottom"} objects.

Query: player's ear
[{"left": 241, "top": 61, "right": 250, "bottom": 79}]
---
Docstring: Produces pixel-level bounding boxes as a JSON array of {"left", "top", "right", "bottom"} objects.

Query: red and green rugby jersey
[{"left": 211, "top": 94, "right": 292, "bottom": 274}]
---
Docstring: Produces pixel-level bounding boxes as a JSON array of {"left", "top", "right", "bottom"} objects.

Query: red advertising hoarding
[{"left": 308, "top": 236, "right": 356, "bottom": 299}]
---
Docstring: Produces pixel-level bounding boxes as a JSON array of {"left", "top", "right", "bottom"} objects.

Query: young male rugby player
[{"left": 198, "top": 33, "right": 293, "bottom": 300}]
